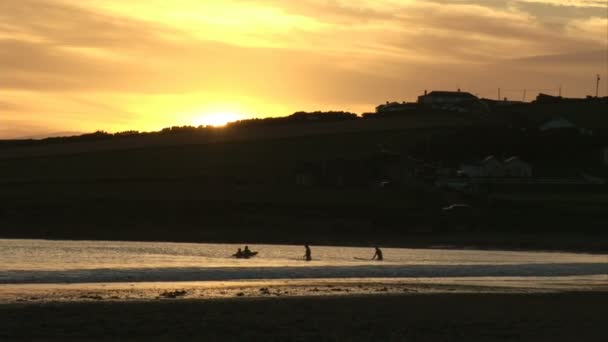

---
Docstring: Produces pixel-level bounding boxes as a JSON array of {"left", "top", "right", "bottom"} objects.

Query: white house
[
  {"left": 539, "top": 117, "right": 594, "bottom": 135},
  {"left": 460, "top": 156, "right": 532, "bottom": 178},
  {"left": 460, "top": 156, "right": 505, "bottom": 178},
  {"left": 504, "top": 157, "right": 533, "bottom": 177},
  {"left": 539, "top": 118, "right": 577, "bottom": 132}
]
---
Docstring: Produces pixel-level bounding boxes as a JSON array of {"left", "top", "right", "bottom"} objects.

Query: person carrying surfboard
[{"left": 304, "top": 244, "right": 312, "bottom": 261}]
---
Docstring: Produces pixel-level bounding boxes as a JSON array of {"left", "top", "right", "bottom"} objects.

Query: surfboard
[{"left": 232, "top": 252, "right": 258, "bottom": 259}]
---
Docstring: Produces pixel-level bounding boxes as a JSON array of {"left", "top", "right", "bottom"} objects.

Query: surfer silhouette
[
  {"left": 304, "top": 244, "right": 312, "bottom": 261},
  {"left": 372, "top": 246, "right": 383, "bottom": 261}
]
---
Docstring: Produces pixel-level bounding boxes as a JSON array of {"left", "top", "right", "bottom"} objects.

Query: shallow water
[{"left": 1, "top": 239, "right": 607, "bottom": 284}]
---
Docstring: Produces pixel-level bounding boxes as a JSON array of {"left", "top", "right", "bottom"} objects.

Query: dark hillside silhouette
[{"left": 0, "top": 93, "right": 607, "bottom": 251}]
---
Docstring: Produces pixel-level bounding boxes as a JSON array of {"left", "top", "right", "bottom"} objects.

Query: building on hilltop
[
  {"left": 375, "top": 101, "right": 418, "bottom": 114},
  {"left": 480, "top": 98, "right": 525, "bottom": 108},
  {"left": 417, "top": 90, "right": 478, "bottom": 106},
  {"left": 534, "top": 93, "right": 608, "bottom": 105}
]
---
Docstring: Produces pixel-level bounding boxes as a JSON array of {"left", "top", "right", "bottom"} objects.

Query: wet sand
[
  {"left": 2, "top": 276, "right": 608, "bottom": 304},
  {"left": 2, "top": 292, "right": 607, "bottom": 341}
]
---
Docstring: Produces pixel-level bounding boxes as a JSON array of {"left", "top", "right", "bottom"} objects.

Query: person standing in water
[
  {"left": 304, "top": 244, "right": 312, "bottom": 261},
  {"left": 372, "top": 246, "right": 383, "bottom": 261}
]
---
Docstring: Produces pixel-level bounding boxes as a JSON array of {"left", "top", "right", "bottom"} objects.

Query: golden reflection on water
[{"left": 2, "top": 239, "right": 606, "bottom": 272}]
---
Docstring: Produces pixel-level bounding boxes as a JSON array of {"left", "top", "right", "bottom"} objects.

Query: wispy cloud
[{"left": 1, "top": 0, "right": 606, "bottom": 137}]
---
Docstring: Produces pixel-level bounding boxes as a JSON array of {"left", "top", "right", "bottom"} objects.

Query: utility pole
[
  {"left": 522, "top": 89, "right": 527, "bottom": 102},
  {"left": 558, "top": 85, "right": 562, "bottom": 97},
  {"left": 498, "top": 88, "right": 501, "bottom": 101},
  {"left": 596, "top": 74, "right": 601, "bottom": 98}
]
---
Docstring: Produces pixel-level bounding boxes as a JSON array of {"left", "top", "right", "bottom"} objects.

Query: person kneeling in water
[{"left": 372, "top": 246, "right": 383, "bottom": 261}]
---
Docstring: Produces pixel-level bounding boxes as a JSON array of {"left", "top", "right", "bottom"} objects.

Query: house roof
[
  {"left": 423, "top": 91, "right": 477, "bottom": 99},
  {"left": 482, "top": 155, "right": 498, "bottom": 163},
  {"left": 504, "top": 156, "right": 530, "bottom": 165},
  {"left": 539, "top": 117, "right": 577, "bottom": 131},
  {"left": 461, "top": 155, "right": 496, "bottom": 167}
]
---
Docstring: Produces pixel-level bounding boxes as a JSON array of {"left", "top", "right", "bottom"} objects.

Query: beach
[
  {"left": 3, "top": 292, "right": 608, "bottom": 341},
  {"left": 1, "top": 239, "right": 607, "bottom": 340},
  {"left": 2, "top": 278, "right": 608, "bottom": 341}
]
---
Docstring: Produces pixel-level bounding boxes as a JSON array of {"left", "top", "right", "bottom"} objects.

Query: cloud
[
  {"left": 0, "top": 0, "right": 606, "bottom": 137},
  {"left": 0, "top": 101, "right": 20, "bottom": 111},
  {"left": 566, "top": 16, "right": 608, "bottom": 44},
  {"left": 517, "top": 0, "right": 607, "bottom": 8}
]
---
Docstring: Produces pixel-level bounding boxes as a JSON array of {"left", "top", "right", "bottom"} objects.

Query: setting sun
[{"left": 194, "top": 112, "right": 242, "bottom": 127}]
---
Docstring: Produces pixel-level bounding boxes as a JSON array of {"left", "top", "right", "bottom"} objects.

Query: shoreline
[
  {"left": 2, "top": 276, "right": 607, "bottom": 304},
  {"left": 2, "top": 232, "right": 608, "bottom": 254}
]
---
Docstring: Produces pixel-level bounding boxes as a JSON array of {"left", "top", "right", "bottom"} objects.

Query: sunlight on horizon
[
  {"left": 193, "top": 112, "right": 243, "bottom": 127},
  {"left": 1, "top": 0, "right": 606, "bottom": 138}
]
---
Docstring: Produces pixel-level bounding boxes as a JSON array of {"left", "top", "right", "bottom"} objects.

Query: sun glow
[{"left": 194, "top": 112, "right": 242, "bottom": 127}]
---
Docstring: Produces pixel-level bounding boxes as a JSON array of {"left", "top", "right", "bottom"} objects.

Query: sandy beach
[
  {"left": 2, "top": 239, "right": 606, "bottom": 340},
  {"left": 2, "top": 292, "right": 607, "bottom": 341}
]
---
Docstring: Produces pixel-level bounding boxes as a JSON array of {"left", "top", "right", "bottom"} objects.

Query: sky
[{"left": 1, "top": 0, "right": 607, "bottom": 138}]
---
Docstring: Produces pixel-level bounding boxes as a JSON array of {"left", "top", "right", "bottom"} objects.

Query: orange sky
[{"left": 1, "top": 0, "right": 607, "bottom": 138}]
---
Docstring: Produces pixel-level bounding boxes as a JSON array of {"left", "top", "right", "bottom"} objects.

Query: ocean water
[{"left": 0, "top": 239, "right": 607, "bottom": 284}]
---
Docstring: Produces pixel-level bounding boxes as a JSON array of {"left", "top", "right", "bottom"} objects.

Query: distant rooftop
[{"left": 423, "top": 91, "right": 477, "bottom": 99}]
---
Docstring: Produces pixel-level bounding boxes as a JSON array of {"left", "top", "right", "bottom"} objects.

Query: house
[
  {"left": 503, "top": 157, "right": 532, "bottom": 177},
  {"left": 376, "top": 102, "right": 411, "bottom": 113},
  {"left": 539, "top": 117, "right": 593, "bottom": 136},
  {"left": 534, "top": 93, "right": 565, "bottom": 104},
  {"left": 373, "top": 102, "right": 419, "bottom": 117},
  {"left": 418, "top": 90, "right": 478, "bottom": 106},
  {"left": 539, "top": 117, "right": 577, "bottom": 132},
  {"left": 460, "top": 156, "right": 505, "bottom": 178},
  {"left": 459, "top": 156, "right": 532, "bottom": 178},
  {"left": 534, "top": 93, "right": 608, "bottom": 105},
  {"left": 481, "top": 98, "right": 524, "bottom": 107}
]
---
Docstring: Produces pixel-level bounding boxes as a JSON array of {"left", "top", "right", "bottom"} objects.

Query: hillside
[{"left": 0, "top": 111, "right": 607, "bottom": 251}]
